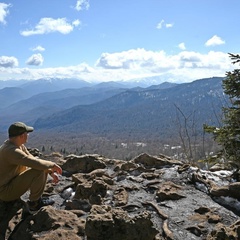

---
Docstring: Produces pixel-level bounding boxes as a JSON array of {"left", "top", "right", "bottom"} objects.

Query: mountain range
[{"left": 0, "top": 77, "right": 227, "bottom": 143}]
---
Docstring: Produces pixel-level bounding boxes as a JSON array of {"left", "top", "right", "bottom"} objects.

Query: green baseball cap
[{"left": 8, "top": 122, "right": 34, "bottom": 138}]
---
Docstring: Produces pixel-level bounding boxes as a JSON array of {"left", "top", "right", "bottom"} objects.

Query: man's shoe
[{"left": 27, "top": 197, "right": 54, "bottom": 214}]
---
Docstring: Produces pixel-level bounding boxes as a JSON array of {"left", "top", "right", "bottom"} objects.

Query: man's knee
[{"left": 24, "top": 168, "right": 46, "bottom": 178}]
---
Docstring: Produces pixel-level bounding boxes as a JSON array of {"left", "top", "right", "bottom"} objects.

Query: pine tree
[{"left": 204, "top": 53, "right": 240, "bottom": 163}]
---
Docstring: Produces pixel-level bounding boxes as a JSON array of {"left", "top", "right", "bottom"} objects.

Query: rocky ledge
[{"left": 1, "top": 152, "right": 240, "bottom": 240}]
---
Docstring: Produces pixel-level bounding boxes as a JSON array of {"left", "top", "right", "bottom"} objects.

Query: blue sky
[{"left": 0, "top": 0, "right": 239, "bottom": 83}]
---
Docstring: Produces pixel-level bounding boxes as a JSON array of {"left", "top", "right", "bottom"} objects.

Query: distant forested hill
[
  {"left": 34, "top": 77, "right": 226, "bottom": 140},
  {"left": 0, "top": 77, "right": 227, "bottom": 159}
]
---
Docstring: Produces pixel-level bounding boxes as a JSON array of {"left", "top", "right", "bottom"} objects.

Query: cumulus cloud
[
  {"left": 176, "top": 51, "right": 231, "bottom": 71},
  {"left": 165, "top": 23, "right": 174, "bottom": 28},
  {"left": 31, "top": 45, "right": 45, "bottom": 52},
  {"left": 75, "top": 0, "right": 90, "bottom": 11},
  {"left": 0, "top": 49, "right": 233, "bottom": 83},
  {"left": 156, "top": 20, "right": 164, "bottom": 29},
  {"left": 97, "top": 49, "right": 176, "bottom": 70},
  {"left": 26, "top": 53, "right": 44, "bottom": 66},
  {"left": 0, "top": 63, "right": 95, "bottom": 81},
  {"left": 20, "top": 18, "right": 79, "bottom": 36},
  {"left": 156, "top": 19, "right": 173, "bottom": 29},
  {"left": 178, "top": 43, "right": 186, "bottom": 50},
  {"left": 205, "top": 35, "right": 225, "bottom": 47},
  {"left": 0, "top": 3, "right": 10, "bottom": 24},
  {"left": 96, "top": 49, "right": 232, "bottom": 80},
  {"left": 72, "top": 19, "right": 81, "bottom": 27},
  {"left": 178, "top": 51, "right": 202, "bottom": 63},
  {"left": 0, "top": 56, "right": 18, "bottom": 68}
]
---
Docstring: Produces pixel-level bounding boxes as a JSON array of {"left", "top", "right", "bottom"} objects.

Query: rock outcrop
[{"left": 1, "top": 152, "right": 240, "bottom": 240}]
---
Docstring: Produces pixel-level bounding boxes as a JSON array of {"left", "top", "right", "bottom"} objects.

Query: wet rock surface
[{"left": 1, "top": 153, "right": 240, "bottom": 240}]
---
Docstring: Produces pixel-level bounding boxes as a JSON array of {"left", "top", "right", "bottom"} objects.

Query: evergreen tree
[{"left": 204, "top": 53, "right": 240, "bottom": 163}]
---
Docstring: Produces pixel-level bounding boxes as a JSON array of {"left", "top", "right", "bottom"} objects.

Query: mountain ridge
[
  {"left": 0, "top": 77, "right": 226, "bottom": 143},
  {"left": 0, "top": 76, "right": 227, "bottom": 160},
  {"left": 0, "top": 79, "right": 180, "bottom": 129},
  {"left": 34, "top": 77, "right": 226, "bottom": 139}
]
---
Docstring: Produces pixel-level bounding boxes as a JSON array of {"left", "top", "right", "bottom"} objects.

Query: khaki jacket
[{"left": 0, "top": 140, "right": 54, "bottom": 190}]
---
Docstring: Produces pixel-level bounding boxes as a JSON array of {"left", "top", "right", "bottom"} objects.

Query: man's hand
[
  {"left": 49, "top": 164, "right": 62, "bottom": 184},
  {"left": 52, "top": 164, "right": 62, "bottom": 175},
  {"left": 50, "top": 171, "right": 60, "bottom": 184}
]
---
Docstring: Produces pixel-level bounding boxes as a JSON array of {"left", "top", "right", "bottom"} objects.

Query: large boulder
[
  {"left": 132, "top": 153, "right": 183, "bottom": 169},
  {"left": 85, "top": 205, "right": 158, "bottom": 240},
  {"left": 62, "top": 154, "right": 106, "bottom": 173},
  {"left": 9, "top": 206, "right": 85, "bottom": 239}
]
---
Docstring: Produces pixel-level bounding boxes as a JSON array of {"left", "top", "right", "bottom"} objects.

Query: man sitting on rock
[{"left": 0, "top": 122, "right": 62, "bottom": 214}]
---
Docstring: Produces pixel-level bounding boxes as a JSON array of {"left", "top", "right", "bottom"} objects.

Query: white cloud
[
  {"left": 178, "top": 43, "right": 186, "bottom": 50},
  {"left": 205, "top": 35, "right": 225, "bottom": 47},
  {"left": 20, "top": 18, "right": 78, "bottom": 36},
  {"left": 156, "top": 19, "right": 173, "bottom": 29},
  {"left": 96, "top": 49, "right": 177, "bottom": 70},
  {"left": 166, "top": 23, "right": 174, "bottom": 28},
  {"left": 156, "top": 20, "right": 164, "bottom": 29},
  {"left": 31, "top": 45, "right": 45, "bottom": 52},
  {"left": 96, "top": 49, "right": 232, "bottom": 80},
  {"left": 178, "top": 51, "right": 202, "bottom": 63},
  {"left": 75, "top": 0, "right": 90, "bottom": 11},
  {"left": 72, "top": 19, "right": 81, "bottom": 27},
  {"left": 0, "top": 49, "right": 233, "bottom": 83},
  {"left": 0, "top": 56, "right": 18, "bottom": 67},
  {"left": 0, "top": 3, "right": 10, "bottom": 24},
  {"left": 0, "top": 63, "right": 94, "bottom": 81},
  {"left": 26, "top": 53, "right": 44, "bottom": 66}
]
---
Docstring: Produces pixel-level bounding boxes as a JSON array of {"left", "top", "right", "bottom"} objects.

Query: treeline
[{"left": 24, "top": 130, "right": 218, "bottom": 163}]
